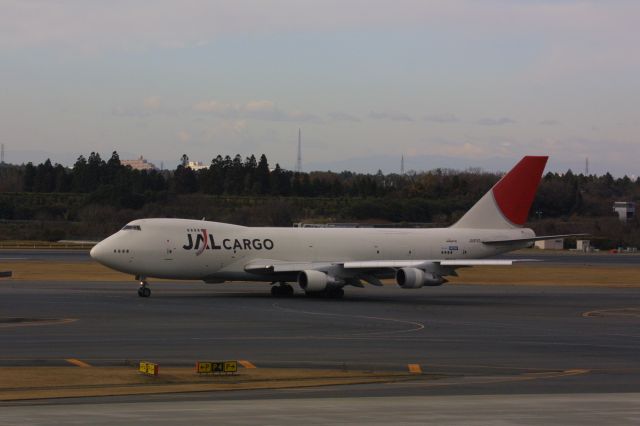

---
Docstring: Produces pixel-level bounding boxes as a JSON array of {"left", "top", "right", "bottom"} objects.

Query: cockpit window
[{"left": 122, "top": 225, "right": 142, "bottom": 231}]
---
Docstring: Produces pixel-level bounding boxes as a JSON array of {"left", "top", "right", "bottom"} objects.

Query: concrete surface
[{"left": 2, "top": 393, "right": 639, "bottom": 425}]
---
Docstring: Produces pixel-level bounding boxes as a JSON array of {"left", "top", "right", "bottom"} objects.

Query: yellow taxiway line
[
  {"left": 65, "top": 358, "right": 92, "bottom": 368},
  {"left": 408, "top": 364, "right": 422, "bottom": 374},
  {"left": 239, "top": 360, "right": 256, "bottom": 369}
]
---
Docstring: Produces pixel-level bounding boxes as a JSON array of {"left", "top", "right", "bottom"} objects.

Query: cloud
[
  {"left": 112, "top": 97, "right": 179, "bottom": 118},
  {"left": 539, "top": 119, "right": 560, "bottom": 126},
  {"left": 113, "top": 97, "right": 319, "bottom": 123},
  {"left": 476, "top": 117, "right": 516, "bottom": 126},
  {"left": 284, "top": 110, "right": 320, "bottom": 123},
  {"left": 143, "top": 96, "right": 162, "bottom": 110},
  {"left": 192, "top": 100, "right": 234, "bottom": 114},
  {"left": 438, "top": 142, "right": 485, "bottom": 158},
  {"left": 328, "top": 112, "right": 361, "bottom": 122},
  {"left": 1, "top": 0, "right": 638, "bottom": 89},
  {"left": 368, "top": 111, "right": 414, "bottom": 122},
  {"left": 177, "top": 130, "right": 191, "bottom": 143},
  {"left": 408, "top": 138, "right": 487, "bottom": 158},
  {"left": 111, "top": 106, "right": 149, "bottom": 118},
  {"left": 423, "top": 113, "right": 458, "bottom": 123},
  {"left": 193, "top": 99, "right": 319, "bottom": 122}
]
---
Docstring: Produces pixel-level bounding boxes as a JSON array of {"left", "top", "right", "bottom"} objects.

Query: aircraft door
[{"left": 163, "top": 238, "right": 175, "bottom": 261}]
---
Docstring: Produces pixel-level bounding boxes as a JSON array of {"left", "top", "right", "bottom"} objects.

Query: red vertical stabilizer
[
  {"left": 492, "top": 156, "right": 548, "bottom": 226},
  {"left": 452, "top": 156, "right": 548, "bottom": 229}
]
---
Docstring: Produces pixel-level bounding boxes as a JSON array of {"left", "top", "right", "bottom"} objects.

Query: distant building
[
  {"left": 534, "top": 238, "right": 564, "bottom": 250},
  {"left": 613, "top": 201, "right": 635, "bottom": 222},
  {"left": 121, "top": 156, "right": 157, "bottom": 171},
  {"left": 187, "top": 161, "right": 208, "bottom": 171},
  {"left": 576, "top": 239, "right": 591, "bottom": 252}
]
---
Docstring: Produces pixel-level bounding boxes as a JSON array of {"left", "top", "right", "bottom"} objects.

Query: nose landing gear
[{"left": 137, "top": 278, "right": 151, "bottom": 298}]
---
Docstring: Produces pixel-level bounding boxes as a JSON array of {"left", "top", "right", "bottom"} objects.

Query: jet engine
[
  {"left": 298, "top": 270, "right": 342, "bottom": 292},
  {"left": 396, "top": 267, "right": 445, "bottom": 289}
]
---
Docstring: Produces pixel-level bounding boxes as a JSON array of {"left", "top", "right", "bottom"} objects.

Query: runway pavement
[
  {"left": 1, "top": 252, "right": 639, "bottom": 423},
  {"left": 3, "top": 393, "right": 640, "bottom": 425},
  {"left": 1, "top": 280, "right": 639, "bottom": 395},
  {"left": 0, "top": 249, "right": 91, "bottom": 262}
]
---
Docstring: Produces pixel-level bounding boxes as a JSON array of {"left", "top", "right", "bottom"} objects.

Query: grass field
[
  {"left": 0, "top": 366, "right": 413, "bottom": 401},
  {"left": 449, "top": 264, "right": 640, "bottom": 287}
]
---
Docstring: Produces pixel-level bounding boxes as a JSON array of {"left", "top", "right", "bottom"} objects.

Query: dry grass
[
  {"left": 2, "top": 260, "right": 639, "bottom": 287},
  {"left": 448, "top": 265, "right": 640, "bottom": 287},
  {"left": 0, "top": 241, "right": 92, "bottom": 249},
  {"left": 4, "top": 261, "right": 131, "bottom": 281},
  {"left": 0, "top": 366, "right": 410, "bottom": 401}
]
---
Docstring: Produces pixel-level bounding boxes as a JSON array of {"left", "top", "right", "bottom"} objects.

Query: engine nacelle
[
  {"left": 396, "top": 267, "right": 445, "bottom": 289},
  {"left": 298, "top": 270, "right": 335, "bottom": 292}
]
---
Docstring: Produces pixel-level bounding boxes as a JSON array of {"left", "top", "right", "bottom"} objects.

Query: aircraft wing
[
  {"left": 244, "top": 258, "right": 529, "bottom": 274},
  {"left": 482, "top": 233, "right": 589, "bottom": 245},
  {"left": 244, "top": 260, "right": 335, "bottom": 274}
]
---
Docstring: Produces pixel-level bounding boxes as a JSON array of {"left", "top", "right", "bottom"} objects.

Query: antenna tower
[
  {"left": 0, "top": 144, "right": 4, "bottom": 164},
  {"left": 296, "top": 128, "right": 302, "bottom": 173},
  {"left": 401, "top": 155, "right": 405, "bottom": 175},
  {"left": 585, "top": 157, "right": 589, "bottom": 175}
]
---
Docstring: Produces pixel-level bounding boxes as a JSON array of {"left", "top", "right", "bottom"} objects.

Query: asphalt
[
  {"left": 1, "top": 281, "right": 639, "bottom": 390},
  {"left": 1, "top": 252, "right": 639, "bottom": 423},
  {"left": 3, "top": 393, "right": 640, "bottom": 425},
  {"left": 0, "top": 249, "right": 92, "bottom": 262}
]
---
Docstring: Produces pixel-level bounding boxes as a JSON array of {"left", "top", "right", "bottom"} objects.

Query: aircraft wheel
[
  {"left": 283, "top": 284, "right": 294, "bottom": 297},
  {"left": 327, "top": 288, "right": 344, "bottom": 299},
  {"left": 138, "top": 281, "right": 151, "bottom": 298},
  {"left": 271, "top": 284, "right": 294, "bottom": 297},
  {"left": 304, "top": 288, "right": 344, "bottom": 299}
]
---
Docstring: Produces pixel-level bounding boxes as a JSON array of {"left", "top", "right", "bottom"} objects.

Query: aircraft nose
[{"left": 90, "top": 242, "right": 105, "bottom": 262}]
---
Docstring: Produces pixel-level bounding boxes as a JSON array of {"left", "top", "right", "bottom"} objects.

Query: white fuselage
[{"left": 90, "top": 218, "right": 534, "bottom": 281}]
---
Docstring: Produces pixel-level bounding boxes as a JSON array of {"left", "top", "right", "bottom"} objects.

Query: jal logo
[{"left": 183, "top": 229, "right": 274, "bottom": 255}]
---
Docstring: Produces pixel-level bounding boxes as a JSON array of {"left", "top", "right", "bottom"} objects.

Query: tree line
[{"left": 1, "top": 151, "right": 640, "bottom": 222}]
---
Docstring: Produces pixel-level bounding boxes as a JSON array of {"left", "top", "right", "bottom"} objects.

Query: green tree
[
  {"left": 255, "top": 154, "right": 270, "bottom": 195},
  {"left": 23, "top": 162, "right": 36, "bottom": 192},
  {"left": 173, "top": 165, "right": 197, "bottom": 193}
]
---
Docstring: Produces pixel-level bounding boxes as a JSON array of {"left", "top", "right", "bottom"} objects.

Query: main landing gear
[
  {"left": 270, "top": 282, "right": 294, "bottom": 297},
  {"left": 305, "top": 287, "right": 345, "bottom": 299},
  {"left": 137, "top": 278, "right": 151, "bottom": 298}
]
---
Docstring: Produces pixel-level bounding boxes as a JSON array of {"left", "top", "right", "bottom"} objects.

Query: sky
[{"left": 0, "top": 0, "right": 638, "bottom": 175}]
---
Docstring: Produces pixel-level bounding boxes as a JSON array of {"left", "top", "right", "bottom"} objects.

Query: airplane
[{"left": 90, "top": 156, "right": 583, "bottom": 298}]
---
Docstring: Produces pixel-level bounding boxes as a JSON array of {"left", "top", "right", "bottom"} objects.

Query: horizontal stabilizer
[{"left": 482, "top": 233, "right": 589, "bottom": 245}]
